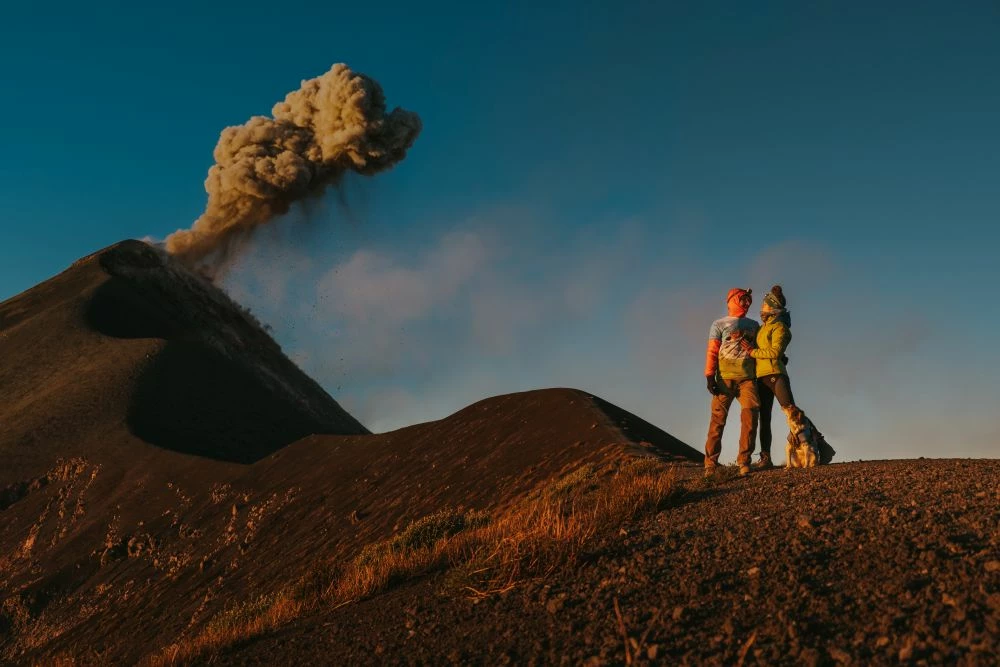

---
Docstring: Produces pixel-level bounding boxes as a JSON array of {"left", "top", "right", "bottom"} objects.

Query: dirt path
[{"left": 219, "top": 459, "right": 999, "bottom": 666}]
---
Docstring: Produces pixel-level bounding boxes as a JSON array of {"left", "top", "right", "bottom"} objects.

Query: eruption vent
[{"left": 165, "top": 64, "right": 421, "bottom": 275}]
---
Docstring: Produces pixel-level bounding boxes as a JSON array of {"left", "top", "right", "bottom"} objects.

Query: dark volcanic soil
[{"left": 218, "top": 459, "right": 999, "bottom": 666}]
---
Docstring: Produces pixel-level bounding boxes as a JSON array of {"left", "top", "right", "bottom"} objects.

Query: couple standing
[{"left": 703, "top": 285, "right": 805, "bottom": 476}]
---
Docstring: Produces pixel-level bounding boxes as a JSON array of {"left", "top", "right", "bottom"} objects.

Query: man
[{"left": 703, "top": 288, "right": 760, "bottom": 476}]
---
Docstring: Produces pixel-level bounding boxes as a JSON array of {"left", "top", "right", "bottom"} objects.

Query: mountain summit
[{"left": 0, "top": 239, "right": 367, "bottom": 479}]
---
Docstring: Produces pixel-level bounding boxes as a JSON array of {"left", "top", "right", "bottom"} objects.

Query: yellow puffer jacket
[{"left": 751, "top": 314, "right": 791, "bottom": 377}]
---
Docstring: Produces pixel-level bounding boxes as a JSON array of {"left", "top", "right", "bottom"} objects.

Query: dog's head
[{"left": 784, "top": 406, "right": 808, "bottom": 435}]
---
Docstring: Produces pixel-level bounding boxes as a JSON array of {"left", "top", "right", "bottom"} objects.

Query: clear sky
[{"left": 2, "top": 1, "right": 998, "bottom": 460}]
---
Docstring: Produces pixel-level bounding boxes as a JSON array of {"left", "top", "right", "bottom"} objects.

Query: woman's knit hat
[{"left": 761, "top": 285, "right": 786, "bottom": 313}]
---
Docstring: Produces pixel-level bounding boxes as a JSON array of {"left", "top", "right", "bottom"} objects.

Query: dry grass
[
  {"left": 148, "top": 455, "right": 681, "bottom": 665},
  {"left": 326, "top": 508, "right": 488, "bottom": 603},
  {"left": 447, "top": 456, "right": 679, "bottom": 598},
  {"left": 149, "top": 591, "right": 303, "bottom": 666},
  {"left": 327, "top": 456, "right": 679, "bottom": 603}
]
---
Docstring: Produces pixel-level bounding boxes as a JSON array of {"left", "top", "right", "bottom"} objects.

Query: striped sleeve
[{"left": 704, "top": 321, "right": 721, "bottom": 377}]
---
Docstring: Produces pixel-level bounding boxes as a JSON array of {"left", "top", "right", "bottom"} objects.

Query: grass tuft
[
  {"left": 149, "top": 590, "right": 302, "bottom": 666},
  {"left": 355, "top": 509, "right": 489, "bottom": 565}
]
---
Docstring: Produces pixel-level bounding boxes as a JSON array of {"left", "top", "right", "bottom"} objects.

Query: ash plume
[{"left": 165, "top": 64, "right": 421, "bottom": 276}]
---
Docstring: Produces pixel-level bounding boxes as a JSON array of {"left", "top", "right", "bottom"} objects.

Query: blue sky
[{"left": 1, "top": 2, "right": 998, "bottom": 460}]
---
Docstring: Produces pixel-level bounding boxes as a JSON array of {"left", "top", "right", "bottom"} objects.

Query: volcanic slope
[
  {"left": 219, "top": 459, "right": 999, "bottom": 667},
  {"left": 0, "top": 239, "right": 367, "bottom": 480},
  {"left": 0, "top": 242, "right": 701, "bottom": 663}
]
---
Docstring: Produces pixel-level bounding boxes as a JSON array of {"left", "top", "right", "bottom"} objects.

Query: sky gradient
[{"left": 2, "top": 1, "right": 998, "bottom": 460}]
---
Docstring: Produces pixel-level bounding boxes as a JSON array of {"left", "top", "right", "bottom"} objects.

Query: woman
[{"left": 745, "top": 285, "right": 795, "bottom": 469}]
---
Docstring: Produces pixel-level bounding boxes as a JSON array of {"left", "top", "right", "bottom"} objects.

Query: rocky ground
[{"left": 219, "top": 459, "right": 999, "bottom": 666}]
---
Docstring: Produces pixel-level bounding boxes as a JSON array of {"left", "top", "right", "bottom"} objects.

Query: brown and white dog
[{"left": 783, "top": 406, "right": 819, "bottom": 468}]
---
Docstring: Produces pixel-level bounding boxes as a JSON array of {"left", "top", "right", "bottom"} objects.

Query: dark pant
[
  {"left": 705, "top": 379, "right": 760, "bottom": 467},
  {"left": 758, "top": 373, "right": 795, "bottom": 456}
]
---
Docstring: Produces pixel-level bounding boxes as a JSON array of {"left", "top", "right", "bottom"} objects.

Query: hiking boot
[
  {"left": 753, "top": 455, "right": 774, "bottom": 470},
  {"left": 704, "top": 465, "right": 719, "bottom": 478},
  {"left": 739, "top": 465, "right": 751, "bottom": 476}
]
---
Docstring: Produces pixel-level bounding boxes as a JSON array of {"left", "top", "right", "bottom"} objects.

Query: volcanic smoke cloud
[{"left": 165, "top": 64, "right": 422, "bottom": 275}]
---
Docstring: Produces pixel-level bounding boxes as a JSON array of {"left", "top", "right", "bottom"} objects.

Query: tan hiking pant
[{"left": 705, "top": 379, "right": 760, "bottom": 467}]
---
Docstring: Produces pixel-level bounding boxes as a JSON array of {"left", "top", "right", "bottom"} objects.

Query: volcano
[{"left": 0, "top": 242, "right": 701, "bottom": 663}]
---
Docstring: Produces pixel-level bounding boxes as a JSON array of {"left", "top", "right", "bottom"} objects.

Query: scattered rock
[
  {"left": 898, "top": 637, "right": 915, "bottom": 661},
  {"left": 546, "top": 596, "right": 565, "bottom": 615},
  {"left": 798, "top": 647, "right": 822, "bottom": 666},
  {"left": 828, "top": 646, "right": 852, "bottom": 664}
]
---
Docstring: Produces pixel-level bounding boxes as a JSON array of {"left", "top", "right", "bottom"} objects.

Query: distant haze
[{"left": 223, "top": 212, "right": 998, "bottom": 463}]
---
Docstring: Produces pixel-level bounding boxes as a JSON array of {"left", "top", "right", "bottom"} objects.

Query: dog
[
  {"left": 783, "top": 406, "right": 819, "bottom": 468},
  {"left": 789, "top": 406, "right": 836, "bottom": 465}
]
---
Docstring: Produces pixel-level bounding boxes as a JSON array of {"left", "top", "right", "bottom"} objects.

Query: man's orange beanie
[{"left": 727, "top": 287, "right": 752, "bottom": 305}]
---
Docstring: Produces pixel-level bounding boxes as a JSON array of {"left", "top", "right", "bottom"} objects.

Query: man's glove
[{"left": 706, "top": 376, "right": 719, "bottom": 395}]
